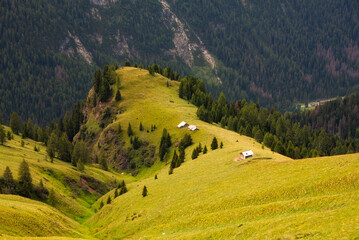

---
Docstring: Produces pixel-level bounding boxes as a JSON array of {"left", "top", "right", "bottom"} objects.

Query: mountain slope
[
  {"left": 2, "top": 0, "right": 359, "bottom": 124},
  {"left": 1, "top": 67, "right": 359, "bottom": 239},
  {"left": 82, "top": 67, "right": 359, "bottom": 239}
]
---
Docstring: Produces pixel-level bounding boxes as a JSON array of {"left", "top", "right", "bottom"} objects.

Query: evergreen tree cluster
[
  {"left": 159, "top": 128, "right": 172, "bottom": 161},
  {"left": 290, "top": 93, "right": 359, "bottom": 140},
  {"left": 179, "top": 77, "right": 359, "bottom": 159},
  {"left": 93, "top": 65, "right": 117, "bottom": 102},
  {"left": 0, "top": 161, "right": 48, "bottom": 200}
]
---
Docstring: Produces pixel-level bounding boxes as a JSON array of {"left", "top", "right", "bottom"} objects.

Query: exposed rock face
[
  {"left": 68, "top": 31, "right": 93, "bottom": 65},
  {"left": 159, "top": 0, "right": 221, "bottom": 83},
  {"left": 159, "top": 0, "right": 195, "bottom": 66},
  {"left": 90, "top": 0, "right": 119, "bottom": 6}
]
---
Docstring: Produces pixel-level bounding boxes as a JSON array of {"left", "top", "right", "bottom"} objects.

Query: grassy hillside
[
  {"left": 84, "top": 68, "right": 359, "bottom": 239},
  {"left": 1, "top": 67, "right": 359, "bottom": 239},
  {"left": 0, "top": 125, "right": 127, "bottom": 237}
]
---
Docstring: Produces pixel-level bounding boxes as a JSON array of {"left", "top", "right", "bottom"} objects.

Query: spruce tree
[
  {"left": 0, "top": 124, "right": 6, "bottom": 145},
  {"left": 107, "top": 196, "right": 111, "bottom": 204},
  {"left": 18, "top": 160, "right": 32, "bottom": 197},
  {"left": 100, "top": 155, "right": 108, "bottom": 171},
  {"left": 10, "top": 112, "right": 20, "bottom": 135},
  {"left": 142, "top": 186, "right": 148, "bottom": 197},
  {"left": 99, "top": 201, "right": 104, "bottom": 209},
  {"left": 191, "top": 148, "right": 199, "bottom": 159},
  {"left": 77, "top": 159, "right": 85, "bottom": 171},
  {"left": 220, "top": 141, "right": 223, "bottom": 149},
  {"left": 114, "top": 188, "right": 118, "bottom": 198},
  {"left": 154, "top": 174, "right": 158, "bottom": 180},
  {"left": 115, "top": 89, "right": 121, "bottom": 101},
  {"left": 211, "top": 137, "right": 218, "bottom": 150},
  {"left": 203, "top": 145, "right": 208, "bottom": 154},
  {"left": 94, "top": 69, "right": 102, "bottom": 94},
  {"left": 139, "top": 122, "right": 143, "bottom": 131},
  {"left": 127, "top": 123, "right": 134, "bottom": 136},
  {"left": 178, "top": 146, "right": 185, "bottom": 164},
  {"left": 58, "top": 133, "right": 72, "bottom": 162},
  {"left": 48, "top": 188, "right": 56, "bottom": 206},
  {"left": 3, "top": 166, "right": 14, "bottom": 189},
  {"left": 47, "top": 132, "right": 58, "bottom": 161}
]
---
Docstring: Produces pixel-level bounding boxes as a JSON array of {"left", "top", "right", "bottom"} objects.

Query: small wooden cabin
[
  {"left": 240, "top": 150, "right": 254, "bottom": 160},
  {"left": 177, "top": 121, "right": 188, "bottom": 128},
  {"left": 188, "top": 125, "right": 199, "bottom": 131}
]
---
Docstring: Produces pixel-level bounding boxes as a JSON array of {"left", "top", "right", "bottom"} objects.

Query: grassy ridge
[
  {"left": 1, "top": 67, "right": 359, "bottom": 239},
  {"left": 84, "top": 68, "right": 359, "bottom": 239}
]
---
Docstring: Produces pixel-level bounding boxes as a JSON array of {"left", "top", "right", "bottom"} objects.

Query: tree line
[{"left": 179, "top": 76, "right": 359, "bottom": 158}]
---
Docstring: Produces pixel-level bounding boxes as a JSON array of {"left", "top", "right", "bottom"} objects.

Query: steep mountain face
[{"left": 1, "top": 0, "right": 359, "bottom": 125}]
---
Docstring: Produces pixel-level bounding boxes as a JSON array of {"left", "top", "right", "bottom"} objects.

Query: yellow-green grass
[
  {"left": 0, "top": 125, "right": 127, "bottom": 236},
  {"left": 0, "top": 195, "right": 86, "bottom": 238},
  {"left": 85, "top": 67, "right": 286, "bottom": 180},
  {"left": 82, "top": 68, "right": 359, "bottom": 239},
  {"left": 2, "top": 67, "right": 359, "bottom": 239}
]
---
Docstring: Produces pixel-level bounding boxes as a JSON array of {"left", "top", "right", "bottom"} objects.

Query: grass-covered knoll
[
  {"left": 0, "top": 195, "right": 86, "bottom": 238},
  {"left": 81, "top": 67, "right": 285, "bottom": 177},
  {"left": 0, "top": 125, "right": 126, "bottom": 237},
  {"left": 82, "top": 68, "right": 359, "bottom": 239}
]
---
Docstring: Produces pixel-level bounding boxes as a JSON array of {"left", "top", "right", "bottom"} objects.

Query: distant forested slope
[
  {"left": 169, "top": 0, "right": 359, "bottom": 109},
  {"left": 1, "top": 0, "right": 359, "bottom": 125}
]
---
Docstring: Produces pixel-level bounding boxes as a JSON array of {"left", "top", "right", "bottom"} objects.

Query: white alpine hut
[
  {"left": 240, "top": 150, "right": 254, "bottom": 160},
  {"left": 177, "top": 121, "right": 188, "bottom": 128},
  {"left": 188, "top": 125, "right": 199, "bottom": 131}
]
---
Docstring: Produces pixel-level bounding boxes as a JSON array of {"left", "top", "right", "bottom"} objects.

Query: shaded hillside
[
  {"left": 1, "top": 0, "right": 359, "bottom": 125},
  {"left": 290, "top": 93, "right": 359, "bottom": 140}
]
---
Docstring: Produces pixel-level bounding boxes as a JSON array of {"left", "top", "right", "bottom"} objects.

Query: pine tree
[
  {"left": 127, "top": 123, "right": 134, "bottom": 136},
  {"left": 142, "top": 186, "right": 148, "bottom": 197},
  {"left": 47, "top": 132, "right": 58, "bottom": 161},
  {"left": 99, "top": 79, "right": 111, "bottom": 102},
  {"left": 178, "top": 146, "right": 185, "bottom": 164},
  {"left": 203, "top": 145, "right": 208, "bottom": 154},
  {"left": 0, "top": 124, "right": 6, "bottom": 145},
  {"left": 48, "top": 188, "right": 56, "bottom": 206},
  {"left": 10, "top": 112, "right": 20, "bottom": 135},
  {"left": 169, "top": 165, "right": 173, "bottom": 175},
  {"left": 171, "top": 150, "right": 179, "bottom": 168},
  {"left": 114, "top": 188, "right": 118, "bottom": 198},
  {"left": 191, "top": 148, "right": 199, "bottom": 159},
  {"left": 3, "top": 166, "right": 14, "bottom": 189},
  {"left": 100, "top": 155, "right": 108, "bottom": 171},
  {"left": 115, "top": 89, "right": 121, "bottom": 101},
  {"left": 77, "top": 159, "right": 85, "bottom": 171},
  {"left": 94, "top": 69, "right": 102, "bottom": 94},
  {"left": 211, "top": 137, "right": 218, "bottom": 150},
  {"left": 18, "top": 160, "right": 32, "bottom": 197},
  {"left": 159, "top": 128, "right": 171, "bottom": 161},
  {"left": 58, "top": 133, "right": 72, "bottom": 162}
]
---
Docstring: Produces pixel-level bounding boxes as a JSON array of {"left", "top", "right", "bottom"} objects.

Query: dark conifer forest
[{"left": 1, "top": 0, "right": 359, "bottom": 125}]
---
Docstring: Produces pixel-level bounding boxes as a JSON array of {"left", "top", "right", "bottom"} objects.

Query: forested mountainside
[
  {"left": 1, "top": 0, "right": 359, "bottom": 125},
  {"left": 290, "top": 93, "right": 359, "bottom": 140}
]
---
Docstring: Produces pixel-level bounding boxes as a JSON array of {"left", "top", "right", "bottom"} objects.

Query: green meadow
[{"left": 1, "top": 67, "right": 358, "bottom": 239}]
